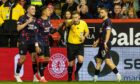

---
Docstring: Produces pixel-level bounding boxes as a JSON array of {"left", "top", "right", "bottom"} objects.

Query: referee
[{"left": 65, "top": 11, "right": 89, "bottom": 81}]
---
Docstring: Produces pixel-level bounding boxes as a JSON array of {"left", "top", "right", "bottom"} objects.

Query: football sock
[{"left": 75, "top": 62, "right": 83, "bottom": 73}]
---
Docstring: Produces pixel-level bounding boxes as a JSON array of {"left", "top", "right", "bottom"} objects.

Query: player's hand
[
  {"left": 35, "top": 42, "right": 41, "bottom": 53},
  {"left": 77, "top": 5, "right": 81, "bottom": 13},
  {"left": 35, "top": 46, "right": 41, "bottom": 54},
  {"left": 104, "top": 43, "right": 108, "bottom": 52},
  {"left": 92, "top": 41, "right": 98, "bottom": 48},
  {"left": 26, "top": 17, "right": 33, "bottom": 24}
]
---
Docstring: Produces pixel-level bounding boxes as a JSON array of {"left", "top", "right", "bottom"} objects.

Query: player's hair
[
  {"left": 100, "top": 7, "right": 109, "bottom": 13},
  {"left": 26, "top": 5, "right": 35, "bottom": 10},
  {"left": 41, "top": 6, "right": 48, "bottom": 13},
  {"left": 72, "top": 11, "right": 80, "bottom": 15}
]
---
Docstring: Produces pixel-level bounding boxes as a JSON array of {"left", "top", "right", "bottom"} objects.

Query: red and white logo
[{"left": 48, "top": 53, "right": 68, "bottom": 78}]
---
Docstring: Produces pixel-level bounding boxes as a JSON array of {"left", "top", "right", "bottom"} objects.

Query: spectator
[
  {"left": 121, "top": 0, "right": 135, "bottom": 9},
  {"left": 77, "top": 0, "right": 86, "bottom": 13},
  {"left": 98, "top": 0, "right": 113, "bottom": 8},
  {"left": 79, "top": 5, "right": 93, "bottom": 19},
  {"left": 87, "top": 0, "right": 98, "bottom": 18},
  {"left": 58, "top": 10, "right": 72, "bottom": 47},
  {"left": 87, "top": 0, "right": 113, "bottom": 18},
  {"left": 127, "top": 7, "right": 137, "bottom": 19},
  {"left": 92, "top": 5, "right": 104, "bottom": 19},
  {"left": 97, "top": 0, "right": 114, "bottom": 13},
  {"left": 64, "top": 10, "right": 72, "bottom": 19},
  {"left": 18, "top": 0, "right": 27, "bottom": 10},
  {"left": 111, "top": 4, "right": 122, "bottom": 19},
  {"left": 0, "top": 0, "right": 25, "bottom": 47},
  {"left": 77, "top": 0, "right": 93, "bottom": 19},
  {"left": 48, "top": 4, "right": 61, "bottom": 19},
  {"left": 0, "top": 0, "right": 7, "bottom": 6},
  {"left": 43, "top": 0, "right": 61, "bottom": 6},
  {"left": 0, "top": 0, "right": 7, "bottom": 48},
  {"left": 113, "top": 0, "right": 121, "bottom": 4},
  {"left": 136, "top": 0, "right": 140, "bottom": 18},
  {"left": 61, "top": 0, "right": 78, "bottom": 18},
  {"left": 121, "top": 6, "right": 128, "bottom": 19},
  {"left": 133, "top": 0, "right": 140, "bottom": 12},
  {"left": 79, "top": 0, "right": 87, "bottom": 5}
]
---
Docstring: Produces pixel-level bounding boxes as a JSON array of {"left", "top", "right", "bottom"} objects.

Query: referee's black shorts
[{"left": 67, "top": 43, "right": 84, "bottom": 61}]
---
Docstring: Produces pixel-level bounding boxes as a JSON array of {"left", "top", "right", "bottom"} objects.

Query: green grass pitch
[{"left": 0, "top": 81, "right": 140, "bottom": 84}]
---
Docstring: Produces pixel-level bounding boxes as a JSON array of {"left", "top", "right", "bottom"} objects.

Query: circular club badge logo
[{"left": 48, "top": 53, "right": 68, "bottom": 78}]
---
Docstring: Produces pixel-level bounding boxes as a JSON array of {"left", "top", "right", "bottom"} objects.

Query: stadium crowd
[{"left": 0, "top": 0, "right": 140, "bottom": 47}]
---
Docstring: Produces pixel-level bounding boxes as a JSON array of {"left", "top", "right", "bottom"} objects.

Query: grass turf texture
[{"left": 0, "top": 81, "right": 140, "bottom": 84}]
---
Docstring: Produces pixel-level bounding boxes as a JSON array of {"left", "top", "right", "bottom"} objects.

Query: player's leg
[
  {"left": 16, "top": 55, "right": 26, "bottom": 74},
  {"left": 105, "top": 58, "right": 121, "bottom": 81},
  {"left": 15, "top": 55, "right": 26, "bottom": 82},
  {"left": 76, "top": 55, "right": 84, "bottom": 72},
  {"left": 30, "top": 52, "right": 39, "bottom": 82},
  {"left": 36, "top": 43, "right": 47, "bottom": 82},
  {"left": 44, "top": 57, "right": 49, "bottom": 69},
  {"left": 68, "top": 60, "right": 75, "bottom": 81},
  {"left": 28, "top": 43, "right": 40, "bottom": 82},
  {"left": 93, "top": 45, "right": 103, "bottom": 82},
  {"left": 38, "top": 56, "right": 47, "bottom": 82},
  {"left": 75, "top": 55, "right": 84, "bottom": 81},
  {"left": 43, "top": 45, "right": 50, "bottom": 70},
  {"left": 104, "top": 43, "right": 121, "bottom": 82},
  {"left": 75, "top": 44, "right": 84, "bottom": 81},
  {"left": 94, "top": 58, "right": 103, "bottom": 82},
  {"left": 67, "top": 43, "right": 76, "bottom": 81},
  {"left": 40, "top": 45, "right": 50, "bottom": 82},
  {"left": 15, "top": 41, "right": 27, "bottom": 82}
]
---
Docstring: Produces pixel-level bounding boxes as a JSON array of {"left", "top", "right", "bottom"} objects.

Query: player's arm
[
  {"left": 95, "top": 38, "right": 100, "bottom": 43},
  {"left": 64, "top": 19, "right": 73, "bottom": 27},
  {"left": 104, "top": 26, "right": 111, "bottom": 51},
  {"left": 17, "top": 17, "right": 33, "bottom": 31},
  {"left": 50, "top": 27, "right": 58, "bottom": 34},
  {"left": 34, "top": 23, "right": 41, "bottom": 54},
  {"left": 57, "top": 20, "right": 72, "bottom": 33},
  {"left": 105, "top": 29, "right": 111, "bottom": 44},
  {"left": 105, "top": 19, "right": 112, "bottom": 44},
  {"left": 93, "top": 27, "right": 100, "bottom": 48},
  {"left": 83, "top": 22, "right": 89, "bottom": 39},
  {"left": 80, "top": 22, "right": 89, "bottom": 43},
  {"left": 92, "top": 38, "right": 100, "bottom": 48}
]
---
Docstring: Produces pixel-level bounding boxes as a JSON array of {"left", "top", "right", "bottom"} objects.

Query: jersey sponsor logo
[{"left": 48, "top": 53, "right": 68, "bottom": 78}]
